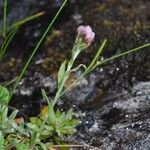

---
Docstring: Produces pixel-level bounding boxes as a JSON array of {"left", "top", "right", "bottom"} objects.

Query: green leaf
[
  {"left": 27, "top": 123, "right": 40, "bottom": 132},
  {"left": 46, "top": 108, "right": 79, "bottom": 139},
  {"left": 48, "top": 106, "right": 56, "bottom": 124},
  {"left": 44, "top": 125, "right": 54, "bottom": 133},
  {"left": 41, "top": 89, "right": 52, "bottom": 111},
  {"left": 30, "top": 117, "right": 42, "bottom": 126},
  {"left": 16, "top": 143, "right": 29, "bottom": 150},
  {"left": 16, "top": 125, "right": 29, "bottom": 137},
  {"left": 10, "top": 12, "right": 44, "bottom": 31},
  {"left": 0, "top": 131, "right": 4, "bottom": 150},
  {"left": 9, "top": 109, "right": 18, "bottom": 120},
  {"left": 70, "top": 64, "right": 86, "bottom": 72},
  {"left": 57, "top": 60, "right": 66, "bottom": 88},
  {"left": 85, "top": 39, "right": 107, "bottom": 73},
  {"left": 0, "top": 85, "right": 10, "bottom": 104},
  {"left": 38, "top": 142, "right": 47, "bottom": 150}
]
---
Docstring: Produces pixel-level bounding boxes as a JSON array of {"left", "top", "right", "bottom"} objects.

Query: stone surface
[{"left": 69, "top": 82, "right": 150, "bottom": 150}]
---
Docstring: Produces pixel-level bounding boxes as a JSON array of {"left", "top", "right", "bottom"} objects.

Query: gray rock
[{"left": 71, "top": 82, "right": 150, "bottom": 150}]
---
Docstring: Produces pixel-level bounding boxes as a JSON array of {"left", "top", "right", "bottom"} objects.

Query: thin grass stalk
[
  {"left": 0, "top": 28, "right": 16, "bottom": 59},
  {"left": 85, "top": 39, "right": 107, "bottom": 74},
  {"left": 0, "top": 12, "right": 44, "bottom": 60},
  {"left": 0, "top": 27, "right": 19, "bottom": 60},
  {"left": 2, "top": 0, "right": 7, "bottom": 37},
  {"left": 9, "top": 0, "right": 68, "bottom": 100},
  {"left": 10, "top": 12, "right": 45, "bottom": 32},
  {"left": 0, "top": 28, "right": 17, "bottom": 52},
  {"left": 0, "top": 12, "right": 44, "bottom": 37},
  {"left": 97, "top": 42, "right": 150, "bottom": 66}
]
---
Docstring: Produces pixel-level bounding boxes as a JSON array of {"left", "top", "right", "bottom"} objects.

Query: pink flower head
[{"left": 77, "top": 25, "right": 95, "bottom": 44}]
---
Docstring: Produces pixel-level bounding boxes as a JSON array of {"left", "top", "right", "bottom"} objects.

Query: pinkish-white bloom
[{"left": 77, "top": 25, "right": 95, "bottom": 44}]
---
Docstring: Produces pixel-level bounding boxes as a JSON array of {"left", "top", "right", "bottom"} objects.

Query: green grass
[
  {"left": 98, "top": 42, "right": 150, "bottom": 66},
  {"left": 0, "top": 27, "right": 19, "bottom": 60},
  {"left": 2, "top": 0, "right": 7, "bottom": 37},
  {"left": 0, "top": 12, "right": 45, "bottom": 60},
  {"left": 0, "top": 0, "right": 69, "bottom": 101},
  {"left": 9, "top": 0, "right": 69, "bottom": 100}
]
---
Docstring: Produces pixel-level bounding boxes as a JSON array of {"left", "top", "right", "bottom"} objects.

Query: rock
[{"left": 72, "top": 82, "right": 150, "bottom": 150}]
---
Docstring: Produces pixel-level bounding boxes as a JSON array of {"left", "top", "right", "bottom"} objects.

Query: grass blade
[
  {"left": 0, "top": 12, "right": 44, "bottom": 37},
  {"left": 9, "top": 0, "right": 68, "bottom": 100},
  {"left": 2, "top": 0, "right": 7, "bottom": 37},
  {"left": 10, "top": 12, "right": 45, "bottom": 30},
  {"left": 0, "top": 27, "right": 19, "bottom": 60},
  {"left": 99, "top": 43, "right": 150, "bottom": 66},
  {"left": 85, "top": 39, "right": 107, "bottom": 73}
]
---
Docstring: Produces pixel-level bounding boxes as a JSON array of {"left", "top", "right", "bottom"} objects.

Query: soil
[{"left": 0, "top": 0, "right": 150, "bottom": 149}]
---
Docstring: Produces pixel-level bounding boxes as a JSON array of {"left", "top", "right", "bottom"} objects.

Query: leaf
[
  {"left": 16, "top": 143, "right": 29, "bottom": 150},
  {"left": 0, "top": 131, "right": 4, "bottom": 150},
  {"left": 86, "top": 39, "right": 107, "bottom": 73},
  {"left": 57, "top": 60, "right": 66, "bottom": 88},
  {"left": 41, "top": 89, "right": 52, "bottom": 107},
  {"left": 9, "top": 110, "right": 19, "bottom": 120},
  {"left": 48, "top": 106, "right": 56, "bottom": 124},
  {"left": 41, "top": 89, "right": 56, "bottom": 123},
  {"left": 16, "top": 125, "right": 29, "bottom": 137},
  {"left": 27, "top": 123, "right": 39, "bottom": 132},
  {"left": 0, "top": 85, "right": 10, "bottom": 104},
  {"left": 70, "top": 64, "right": 86, "bottom": 72},
  {"left": 30, "top": 117, "right": 42, "bottom": 125},
  {"left": 46, "top": 108, "right": 79, "bottom": 138},
  {"left": 44, "top": 125, "right": 54, "bottom": 132},
  {"left": 10, "top": 12, "right": 45, "bottom": 31},
  {"left": 38, "top": 142, "right": 47, "bottom": 150},
  {"left": 0, "top": 12, "right": 45, "bottom": 37}
]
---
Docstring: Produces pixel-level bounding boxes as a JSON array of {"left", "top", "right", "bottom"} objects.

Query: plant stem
[
  {"left": 59, "top": 40, "right": 107, "bottom": 97},
  {"left": 3, "top": 77, "right": 18, "bottom": 87},
  {"left": 98, "top": 42, "right": 150, "bottom": 66},
  {"left": 0, "top": 12, "right": 44, "bottom": 37},
  {"left": 52, "top": 38, "right": 80, "bottom": 107},
  {"left": 57, "top": 42, "right": 150, "bottom": 99},
  {"left": 0, "top": 27, "right": 19, "bottom": 60},
  {"left": 85, "top": 39, "right": 107, "bottom": 74},
  {"left": 10, "top": 12, "right": 45, "bottom": 30},
  {"left": 52, "top": 62, "right": 72, "bottom": 107},
  {"left": 2, "top": 0, "right": 7, "bottom": 37},
  {"left": 9, "top": 0, "right": 68, "bottom": 101},
  {"left": 52, "top": 37, "right": 85, "bottom": 107}
]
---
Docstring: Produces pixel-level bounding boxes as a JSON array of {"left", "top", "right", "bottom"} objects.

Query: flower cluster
[{"left": 77, "top": 25, "right": 95, "bottom": 44}]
